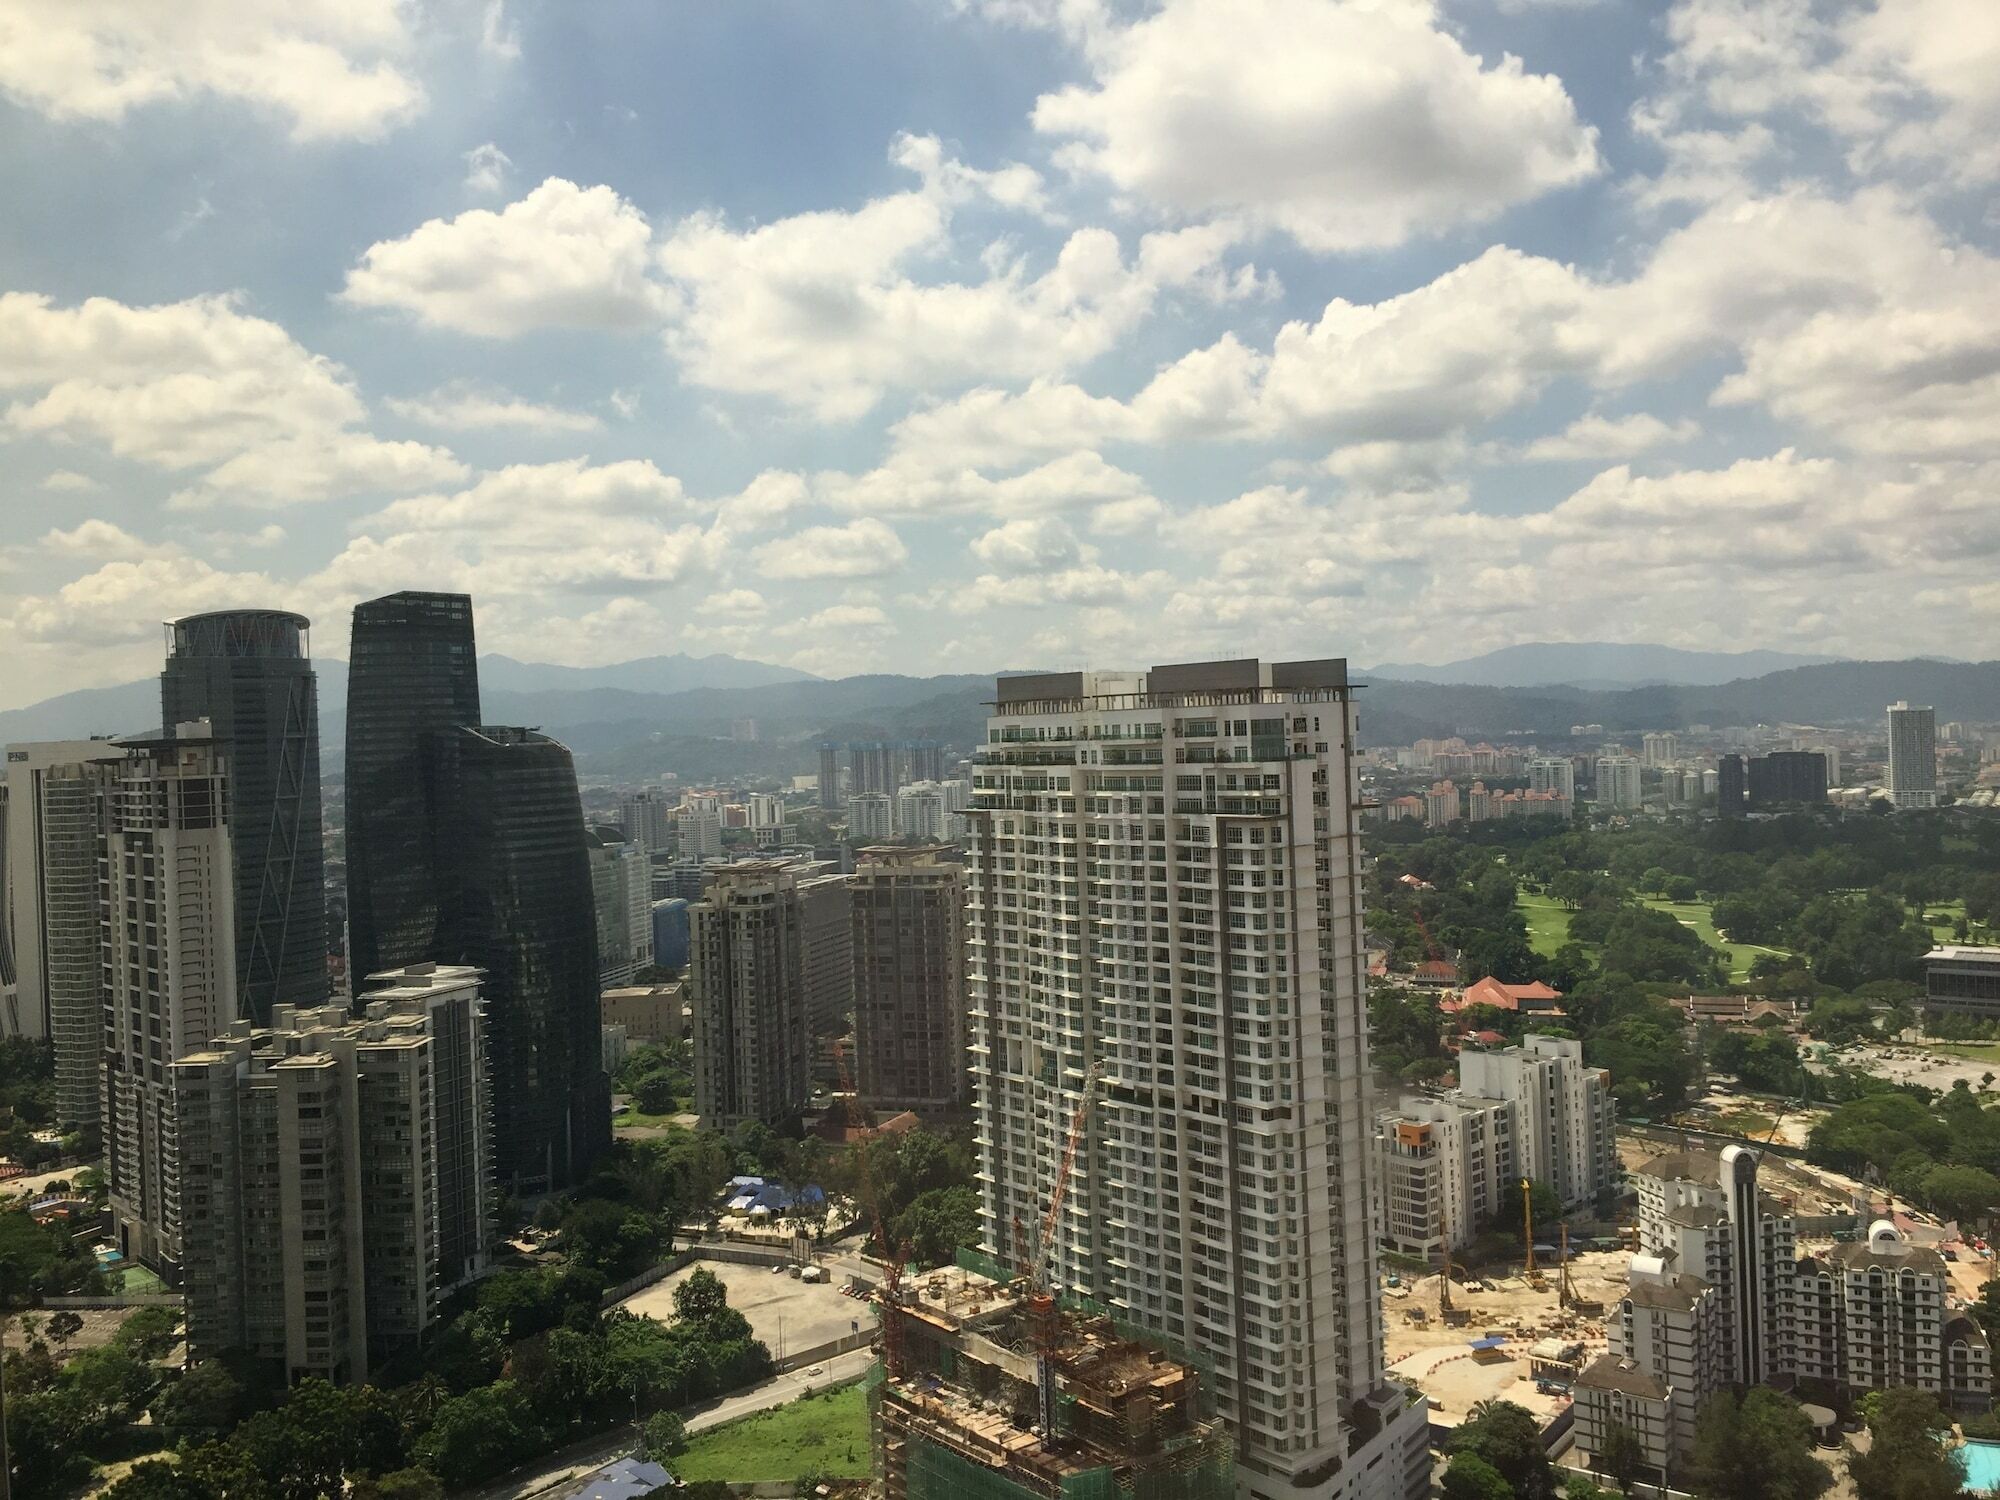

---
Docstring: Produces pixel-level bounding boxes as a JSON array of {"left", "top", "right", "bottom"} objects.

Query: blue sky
[{"left": 2, "top": 0, "right": 1996, "bottom": 708}]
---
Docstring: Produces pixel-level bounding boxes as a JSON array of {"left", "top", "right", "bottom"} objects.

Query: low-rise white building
[
  {"left": 1375, "top": 1095, "right": 1515, "bottom": 1257},
  {"left": 1456, "top": 1033, "right": 1616, "bottom": 1209}
]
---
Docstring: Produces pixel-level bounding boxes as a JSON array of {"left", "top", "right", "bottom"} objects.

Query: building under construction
[{"left": 873, "top": 1261, "right": 1233, "bottom": 1500}]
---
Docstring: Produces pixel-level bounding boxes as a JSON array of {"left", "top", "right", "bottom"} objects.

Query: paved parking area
[{"left": 618, "top": 1259, "right": 866, "bottom": 1362}]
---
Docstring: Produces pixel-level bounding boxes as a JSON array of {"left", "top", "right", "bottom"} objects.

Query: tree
[
  {"left": 673, "top": 1266, "right": 730, "bottom": 1325},
  {"left": 100, "top": 1461, "right": 216, "bottom": 1500},
  {"left": 1601, "top": 1420, "right": 1647, "bottom": 1495},
  {"left": 44, "top": 1309, "right": 83, "bottom": 1349},
  {"left": 351, "top": 1469, "right": 446, "bottom": 1500},
  {"left": 1445, "top": 1400, "right": 1555, "bottom": 1500},
  {"left": 1920, "top": 1163, "right": 2000, "bottom": 1222},
  {"left": 1440, "top": 1452, "right": 1513, "bottom": 1500},
  {"left": 1848, "top": 1387, "right": 1962, "bottom": 1500},
  {"left": 151, "top": 1359, "right": 244, "bottom": 1433},
  {"left": 643, "top": 1410, "right": 688, "bottom": 1461},
  {"left": 1687, "top": 1387, "right": 1831, "bottom": 1500},
  {"left": 896, "top": 1186, "right": 980, "bottom": 1269},
  {"left": 412, "top": 1381, "right": 542, "bottom": 1484}
]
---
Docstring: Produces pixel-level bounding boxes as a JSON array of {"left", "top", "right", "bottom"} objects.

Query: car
[{"left": 807, "top": 1365, "right": 824, "bottom": 1376}]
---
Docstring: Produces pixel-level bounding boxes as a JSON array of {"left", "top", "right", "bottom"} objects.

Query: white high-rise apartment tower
[
  {"left": 1527, "top": 756, "right": 1575, "bottom": 799},
  {"left": 966, "top": 659, "right": 1429, "bottom": 1500},
  {"left": 1594, "top": 754, "right": 1643, "bottom": 809},
  {"left": 1887, "top": 702, "right": 1938, "bottom": 808},
  {"left": 103, "top": 726, "right": 239, "bottom": 1278}
]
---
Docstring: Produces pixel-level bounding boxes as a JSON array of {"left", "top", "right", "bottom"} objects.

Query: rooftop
[{"left": 1574, "top": 1355, "right": 1669, "bottom": 1401}]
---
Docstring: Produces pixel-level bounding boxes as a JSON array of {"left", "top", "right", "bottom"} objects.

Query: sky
[{"left": 1, "top": 0, "right": 1996, "bottom": 709}]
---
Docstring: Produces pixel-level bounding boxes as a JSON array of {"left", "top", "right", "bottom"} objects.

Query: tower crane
[{"left": 1028, "top": 1063, "right": 1104, "bottom": 1445}]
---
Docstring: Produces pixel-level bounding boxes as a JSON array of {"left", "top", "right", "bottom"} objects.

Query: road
[{"left": 465, "top": 1346, "right": 877, "bottom": 1500}]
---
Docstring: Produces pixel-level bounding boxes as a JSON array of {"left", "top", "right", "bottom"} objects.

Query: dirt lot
[
  {"left": 1385, "top": 1250, "right": 1630, "bottom": 1426},
  {"left": 619, "top": 1259, "right": 866, "bottom": 1363},
  {"left": 2, "top": 1305, "right": 148, "bottom": 1353}
]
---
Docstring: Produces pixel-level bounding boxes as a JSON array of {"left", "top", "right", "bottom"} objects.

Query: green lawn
[
  {"left": 674, "top": 1381, "right": 872, "bottom": 1483},
  {"left": 1514, "top": 891, "right": 1790, "bottom": 982},
  {"left": 1518, "top": 892, "right": 1573, "bottom": 958},
  {"left": 1921, "top": 1041, "right": 2000, "bottom": 1064}
]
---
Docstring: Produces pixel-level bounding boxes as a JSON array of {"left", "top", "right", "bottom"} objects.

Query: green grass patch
[
  {"left": 1636, "top": 897, "right": 1790, "bottom": 983},
  {"left": 1921, "top": 1041, "right": 2000, "bottom": 1065},
  {"left": 674, "top": 1382, "right": 871, "bottom": 1484},
  {"left": 1714, "top": 1109, "right": 1776, "bottom": 1139},
  {"left": 1517, "top": 892, "right": 1574, "bottom": 959}
]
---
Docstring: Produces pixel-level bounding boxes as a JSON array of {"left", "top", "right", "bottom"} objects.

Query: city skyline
[{"left": 4, "top": 0, "right": 1998, "bottom": 710}]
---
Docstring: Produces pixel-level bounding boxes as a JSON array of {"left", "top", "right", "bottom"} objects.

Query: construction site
[{"left": 871, "top": 1262, "right": 1233, "bottom": 1500}]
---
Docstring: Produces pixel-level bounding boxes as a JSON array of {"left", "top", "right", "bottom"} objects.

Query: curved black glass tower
[
  {"left": 345, "top": 592, "right": 481, "bottom": 980},
  {"left": 432, "top": 726, "right": 607, "bottom": 1192},
  {"left": 161, "top": 610, "right": 327, "bottom": 1021}
]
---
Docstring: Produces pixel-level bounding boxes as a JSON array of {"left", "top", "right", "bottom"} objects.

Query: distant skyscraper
[
  {"left": 1716, "top": 753, "right": 1748, "bottom": 815},
  {"left": 1641, "top": 731, "right": 1679, "bottom": 767},
  {"left": 676, "top": 807, "right": 722, "bottom": 861},
  {"left": 161, "top": 611, "right": 328, "bottom": 1021},
  {"left": 1527, "top": 756, "right": 1576, "bottom": 799},
  {"left": 345, "top": 592, "right": 481, "bottom": 980},
  {"left": 588, "top": 826, "right": 653, "bottom": 986},
  {"left": 430, "top": 726, "right": 606, "bottom": 1193},
  {"left": 847, "top": 793, "right": 894, "bottom": 842},
  {"left": 851, "top": 846, "right": 966, "bottom": 1112},
  {"left": 1887, "top": 701, "right": 1939, "bottom": 808},
  {"left": 798, "top": 872, "right": 853, "bottom": 1038},
  {"left": 1746, "top": 750, "right": 1829, "bottom": 808},
  {"left": 967, "top": 660, "right": 1430, "bottom": 1500},
  {"left": 103, "top": 728, "right": 237, "bottom": 1280},
  {"left": 1594, "top": 754, "right": 1643, "bottom": 810},
  {"left": 620, "top": 789, "right": 674, "bottom": 853},
  {"left": 817, "top": 743, "right": 841, "bottom": 809},
  {"left": 690, "top": 862, "right": 815, "bottom": 1128},
  {"left": 3, "top": 740, "right": 125, "bottom": 1125}
]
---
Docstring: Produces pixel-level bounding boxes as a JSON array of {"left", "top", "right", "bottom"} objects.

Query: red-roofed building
[{"left": 1445, "top": 975, "right": 1567, "bottom": 1018}]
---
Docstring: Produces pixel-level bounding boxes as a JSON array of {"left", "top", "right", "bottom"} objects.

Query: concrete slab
[{"left": 619, "top": 1258, "right": 866, "bottom": 1363}]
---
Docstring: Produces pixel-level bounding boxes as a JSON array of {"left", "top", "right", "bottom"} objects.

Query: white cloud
[
  {"left": 463, "top": 142, "right": 513, "bottom": 197},
  {"left": 1030, "top": 0, "right": 1600, "bottom": 251},
  {"left": 0, "top": 291, "right": 463, "bottom": 507},
  {"left": 822, "top": 449, "right": 1152, "bottom": 519},
  {"left": 752, "top": 519, "right": 909, "bottom": 580},
  {"left": 342, "top": 178, "right": 670, "bottom": 336},
  {"left": 0, "top": 0, "right": 424, "bottom": 141},
  {"left": 970, "top": 516, "right": 1084, "bottom": 573},
  {"left": 1514, "top": 413, "right": 1699, "bottom": 462},
  {"left": 386, "top": 384, "right": 602, "bottom": 433},
  {"left": 478, "top": 1, "right": 521, "bottom": 62},
  {"left": 716, "top": 471, "right": 810, "bottom": 531},
  {"left": 12, "top": 554, "right": 279, "bottom": 646},
  {"left": 41, "top": 519, "right": 146, "bottom": 558},
  {"left": 701, "top": 588, "right": 769, "bottom": 619},
  {"left": 40, "top": 469, "right": 100, "bottom": 492}
]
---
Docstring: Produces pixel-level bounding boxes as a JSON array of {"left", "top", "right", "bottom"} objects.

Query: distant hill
[
  {"left": 478, "top": 652, "right": 816, "bottom": 695},
  {"left": 1364, "top": 641, "right": 1844, "bottom": 689},
  {"left": 10, "top": 654, "right": 1994, "bottom": 771}
]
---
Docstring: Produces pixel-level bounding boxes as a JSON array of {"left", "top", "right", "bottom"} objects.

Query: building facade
[
  {"left": 1527, "top": 757, "right": 1576, "bottom": 799},
  {"left": 851, "top": 846, "right": 967, "bottom": 1112},
  {"left": 430, "top": 726, "right": 607, "bottom": 1193},
  {"left": 1747, "top": 751, "right": 1829, "bottom": 808},
  {"left": 2, "top": 740, "right": 126, "bottom": 1124},
  {"left": 1375, "top": 1095, "right": 1514, "bottom": 1258},
  {"left": 620, "top": 790, "right": 675, "bottom": 853},
  {"left": 588, "top": 826, "right": 654, "bottom": 987},
  {"left": 161, "top": 611, "right": 328, "bottom": 1020},
  {"left": 1593, "top": 755, "right": 1643, "bottom": 810},
  {"left": 689, "top": 863, "right": 814, "bottom": 1127},
  {"left": 1795, "top": 1222, "right": 1992, "bottom": 1409},
  {"left": 650, "top": 898, "right": 691, "bottom": 973},
  {"left": 175, "top": 970, "right": 492, "bottom": 1385},
  {"left": 1456, "top": 1034, "right": 1615, "bottom": 1209},
  {"left": 344, "top": 591, "right": 482, "bottom": 982},
  {"left": 676, "top": 808, "right": 722, "bottom": 861},
  {"left": 965, "top": 659, "right": 1430, "bottom": 1500},
  {"left": 103, "top": 729, "right": 239, "bottom": 1279},
  {"left": 1573, "top": 1255, "right": 1727, "bottom": 1475},
  {"left": 1887, "top": 701, "right": 1939, "bottom": 808},
  {"left": 799, "top": 872, "right": 854, "bottom": 1038},
  {"left": 847, "top": 793, "right": 894, "bottom": 842},
  {"left": 1925, "top": 946, "right": 2000, "bottom": 1020}
]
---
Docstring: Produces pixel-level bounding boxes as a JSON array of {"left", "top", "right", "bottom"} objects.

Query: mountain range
[
  {"left": 6, "top": 650, "right": 1999, "bottom": 775},
  {"left": 1361, "top": 641, "right": 1846, "bottom": 689}
]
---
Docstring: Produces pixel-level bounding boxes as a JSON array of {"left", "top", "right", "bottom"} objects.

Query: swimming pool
[{"left": 1960, "top": 1439, "right": 2000, "bottom": 1493}]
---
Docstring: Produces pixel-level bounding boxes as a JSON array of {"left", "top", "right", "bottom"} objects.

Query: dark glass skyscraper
[
  {"left": 161, "top": 610, "right": 327, "bottom": 1020},
  {"left": 431, "top": 726, "right": 607, "bottom": 1192},
  {"left": 345, "top": 592, "right": 481, "bottom": 980},
  {"left": 343, "top": 593, "right": 606, "bottom": 1192}
]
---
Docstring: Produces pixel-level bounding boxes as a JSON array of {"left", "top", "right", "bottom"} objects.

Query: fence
[
  {"left": 773, "top": 1325, "right": 876, "bottom": 1373},
  {"left": 43, "top": 1294, "right": 182, "bottom": 1309}
]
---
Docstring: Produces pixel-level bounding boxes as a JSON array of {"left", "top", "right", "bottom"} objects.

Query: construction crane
[
  {"left": 1557, "top": 1222, "right": 1577, "bottom": 1310},
  {"left": 853, "top": 1078, "right": 913, "bottom": 1378},
  {"left": 1522, "top": 1178, "right": 1547, "bottom": 1289},
  {"left": 1028, "top": 1063, "right": 1104, "bottom": 1445}
]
